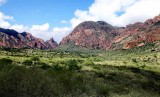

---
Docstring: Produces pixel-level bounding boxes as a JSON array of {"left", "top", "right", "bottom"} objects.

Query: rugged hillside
[
  {"left": 60, "top": 21, "right": 124, "bottom": 50},
  {"left": 1, "top": 15, "right": 160, "bottom": 50},
  {"left": 0, "top": 28, "right": 58, "bottom": 49},
  {"left": 60, "top": 15, "right": 160, "bottom": 50},
  {"left": 114, "top": 15, "right": 160, "bottom": 49}
]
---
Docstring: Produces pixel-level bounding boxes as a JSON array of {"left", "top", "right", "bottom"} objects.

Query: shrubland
[{"left": 0, "top": 45, "right": 160, "bottom": 97}]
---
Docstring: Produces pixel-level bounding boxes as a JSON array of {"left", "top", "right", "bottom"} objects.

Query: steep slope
[
  {"left": 60, "top": 21, "right": 123, "bottom": 50},
  {"left": 60, "top": 15, "right": 160, "bottom": 50},
  {"left": 114, "top": 15, "right": 160, "bottom": 49},
  {"left": 45, "top": 37, "right": 58, "bottom": 49},
  {"left": 0, "top": 28, "right": 58, "bottom": 49}
]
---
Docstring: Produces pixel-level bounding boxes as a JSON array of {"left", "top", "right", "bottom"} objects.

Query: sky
[{"left": 0, "top": 0, "right": 160, "bottom": 43}]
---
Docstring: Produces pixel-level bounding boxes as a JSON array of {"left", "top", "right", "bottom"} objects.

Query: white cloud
[
  {"left": 10, "top": 24, "right": 28, "bottom": 32},
  {"left": 0, "top": 12, "right": 52, "bottom": 41},
  {"left": 53, "top": 27, "right": 72, "bottom": 43},
  {"left": 0, "top": 12, "right": 13, "bottom": 28},
  {"left": 70, "top": 0, "right": 160, "bottom": 27},
  {"left": 70, "top": 10, "right": 97, "bottom": 28},
  {"left": 0, "top": 0, "right": 6, "bottom": 5},
  {"left": 30, "top": 23, "right": 49, "bottom": 31},
  {"left": 61, "top": 20, "right": 68, "bottom": 24},
  {"left": 0, "top": 20, "right": 10, "bottom": 28},
  {"left": 9, "top": 23, "right": 51, "bottom": 41},
  {"left": 28, "top": 23, "right": 50, "bottom": 40},
  {"left": 7, "top": 22, "right": 71, "bottom": 43},
  {"left": 116, "top": 0, "right": 160, "bottom": 26}
]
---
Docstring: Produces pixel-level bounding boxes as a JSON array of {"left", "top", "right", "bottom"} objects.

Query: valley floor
[{"left": 0, "top": 46, "right": 160, "bottom": 97}]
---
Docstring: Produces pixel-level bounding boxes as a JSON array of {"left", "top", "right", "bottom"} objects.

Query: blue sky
[
  {"left": 0, "top": 0, "right": 93, "bottom": 28},
  {"left": 0, "top": 0, "right": 160, "bottom": 43}
]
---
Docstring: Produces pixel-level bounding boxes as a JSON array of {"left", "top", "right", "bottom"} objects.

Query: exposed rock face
[
  {"left": 46, "top": 37, "right": 58, "bottom": 49},
  {"left": 0, "top": 28, "right": 58, "bottom": 49},
  {"left": 114, "top": 15, "right": 160, "bottom": 49},
  {"left": 60, "top": 21, "right": 121, "bottom": 50},
  {"left": 1, "top": 15, "right": 160, "bottom": 50},
  {"left": 60, "top": 15, "right": 160, "bottom": 50}
]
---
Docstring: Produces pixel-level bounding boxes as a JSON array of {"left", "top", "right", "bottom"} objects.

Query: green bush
[
  {"left": 0, "top": 65, "right": 55, "bottom": 97},
  {"left": 131, "top": 58, "right": 138, "bottom": 63},
  {"left": 23, "top": 57, "right": 44, "bottom": 67},
  {"left": 39, "top": 62, "right": 51, "bottom": 70},
  {"left": 31, "top": 56, "right": 40, "bottom": 61},
  {"left": 52, "top": 64, "right": 64, "bottom": 70},
  {"left": 66, "top": 59, "right": 81, "bottom": 70},
  {"left": 83, "top": 60, "right": 95, "bottom": 66},
  {"left": 0, "top": 58, "right": 13, "bottom": 70},
  {"left": 68, "top": 63, "right": 82, "bottom": 71},
  {"left": 0, "top": 58, "right": 13, "bottom": 64},
  {"left": 22, "top": 59, "right": 32, "bottom": 66},
  {"left": 0, "top": 63, "right": 159, "bottom": 97}
]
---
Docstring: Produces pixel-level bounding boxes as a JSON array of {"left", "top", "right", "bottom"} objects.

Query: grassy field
[{"left": 0, "top": 45, "right": 160, "bottom": 97}]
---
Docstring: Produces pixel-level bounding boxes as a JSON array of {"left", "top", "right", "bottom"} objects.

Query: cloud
[
  {"left": 0, "top": 12, "right": 13, "bottom": 28},
  {"left": 10, "top": 24, "right": 28, "bottom": 32},
  {"left": 0, "top": 0, "right": 6, "bottom": 5},
  {"left": 70, "top": 10, "right": 97, "bottom": 28},
  {"left": 53, "top": 27, "right": 72, "bottom": 43},
  {"left": 61, "top": 20, "right": 68, "bottom": 24},
  {"left": 9, "top": 23, "right": 51, "bottom": 41},
  {"left": 28, "top": 23, "right": 51, "bottom": 41},
  {"left": 30, "top": 23, "right": 49, "bottom": 31},
  {"left": 69, "top": 0, "right": 160, "bottom": 27}
]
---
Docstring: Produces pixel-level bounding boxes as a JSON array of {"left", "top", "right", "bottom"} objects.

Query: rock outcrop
[
  {"left": 114, "top": 15, "right": 160, "bottom": 49},
  {"left": 60, "top": 21, "right": 122, "bottom": 50},
  {"left": 1, "top": 14, "right": 160, "bottom": 50},
  {"left": 60, "top": 15, "right": 160, "bottom": 50},
  {"left": 0, "top": 28, "right": 58, "bottom": 49}
]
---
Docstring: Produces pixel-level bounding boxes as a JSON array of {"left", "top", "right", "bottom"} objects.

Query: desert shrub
[
  {"left": 0, "top": 65, "right": 55, "bottom": 97},
  {"left": 66, "top": 59, "right": 81, "bottom": 70},
  {"left": 22, "top": 59, "right": 32, "bottom": 66},
  {"left": 39, "top": 62, "right": 51, "bottom": 70},
  {"left": 23, "top": 57, "right": 46, "bottom": 67},
  {"left": 83, "top": 60, "right": 95, "bottom": 66},
  {"left": 52, "top": 64, "right": 64, "bottom": 70},
  {"left": 0, "top": 58, "right": 13, "bottom": 69},
  {"left": 0, "top": 58, "right": 13, "bottom": 71},
  {"left": 0, "top": 58, "right": 13, "bottom": 64},
  {"left": 51, "top": 59, "right": 82, "bottom": 71},
  {"left": 31, "top": 56, "right": 40, "bottom": 62},
  {"left": 68, "top": 63, "right": 82, "bottom": 71},
  {"left": 0, "top": 63, "right": 159, "bottom": 97},
  {"left": 131, "top": 58, "right": 138, "bottom": 63}
]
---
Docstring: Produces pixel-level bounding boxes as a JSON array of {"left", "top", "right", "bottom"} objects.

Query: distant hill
[
  {"left": 1, "top": 14, "right": 160, "bottom": 50},
  {"left": 0, "top": 28, "right": 58, "bottom": 49},
  {"left": 60, "top": 21, "right": 120, "bottom": 50},
  {"left": 60, "top": 15, "right": 160, "bottom": 50}
]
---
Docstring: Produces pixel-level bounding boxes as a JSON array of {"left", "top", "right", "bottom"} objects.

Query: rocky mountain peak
[
  {"left": 60, "top": 21, "right": 116, "bottom": 49},
  {"left": 60, "top": 14, "right": 160, "bottom": 50},
  {"left": 0, "top": 28, "right": 57, "bottom": 49}
]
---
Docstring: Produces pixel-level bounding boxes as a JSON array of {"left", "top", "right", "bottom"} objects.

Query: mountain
[
  {"left": 1, "top": 15, "right": 160, "bottom": 50},
  {"left": 60, "top": 15, "right": 160, "bottom": 50},
  {"left": 46, "top": 37, "right": 58, "bottom": 49},
  {"left": 114, "top": 15, "right": 160, "bottom": 49},
  {"left": 0, "top": 28, "right": 58, "bottom": 49},
  {"left": 60, "top": 21, "right": 124, "bottom": 50}
]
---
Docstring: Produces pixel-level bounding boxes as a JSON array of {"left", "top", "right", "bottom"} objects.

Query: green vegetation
[{"left": 0, "top": 45, "right": 160, "bottom": 97}]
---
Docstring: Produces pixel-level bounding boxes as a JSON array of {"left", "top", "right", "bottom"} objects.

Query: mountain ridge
[
  {"left": 0, "top": 14, "right": 160, "bottom": 50},
  {"left": 0, "top": 28, "right": 58, "bottom": 49},
  {"left": 60, "top": 14, "right": 160, "bottom": 50}
]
